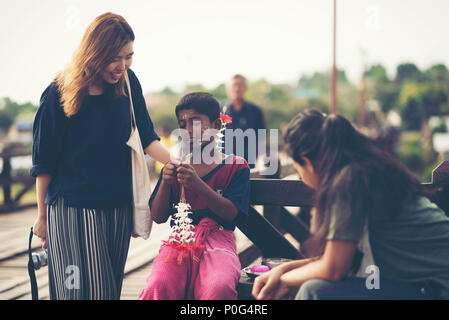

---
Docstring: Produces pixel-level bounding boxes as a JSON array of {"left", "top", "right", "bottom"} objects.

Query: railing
[{"left": 0, "top": 145, "right": 34, "bottom": 213}]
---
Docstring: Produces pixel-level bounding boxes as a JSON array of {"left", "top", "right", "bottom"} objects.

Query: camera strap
[{"left": 27, "top": 227, "right": 39, "bottom": 300}]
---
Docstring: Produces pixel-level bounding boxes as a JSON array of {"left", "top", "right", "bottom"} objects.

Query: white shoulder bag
[{"left": 124, "top": 71, "right": 153, "bottom": 240}]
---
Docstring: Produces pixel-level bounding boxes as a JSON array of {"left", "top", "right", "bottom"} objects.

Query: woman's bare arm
[
  {"left": 36, "top": 174, "right": 52, "bottom": 218},
  {"left": 144, "top": 140, "right": 171, "bottom": 164},
  {"left": 33, "top": 174, "right": 52, "bottom": 249}
]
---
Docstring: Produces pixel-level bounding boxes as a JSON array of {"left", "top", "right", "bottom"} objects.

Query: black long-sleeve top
[{"left": 30, "top": 69, "right": 159, "bottom": 209}]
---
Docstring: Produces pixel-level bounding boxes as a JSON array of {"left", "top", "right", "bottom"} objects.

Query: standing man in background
[{"left": 222, "top": 74, "right": 266, "bottom": 169}]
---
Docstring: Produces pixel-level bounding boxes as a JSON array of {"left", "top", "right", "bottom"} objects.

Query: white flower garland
[{"left": 169, "top": 201, "right": 195, "bottom": 245}]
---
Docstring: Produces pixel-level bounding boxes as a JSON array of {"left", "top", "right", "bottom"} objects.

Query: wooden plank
[
  {"left": 0, "top": 266, "right": 48, "bottom": 299},
  {"left": 0, "top": 224, "right": 169, "bottom": 300},
  {"left": 13, "top": 182, "right": 35, "bottom": 203},
  {"left": 432, "top": 160, "right": 449, "bottom": 185},
  {"left": 280, "top": 207, "right": 310, "bottom": 244},
  {"left": 429, "top": 161, "right": 449, "bottom": 216},
  {"left": 250, "top": 179, "right": 315, "bottom": 206},
  {"left": 238, "top": 243, "right": 262, "bottom": 269},
  {"left": 1, "top": 216, "right": 253, "bottom": 300},
  {"left": 0, "top": 176, "right": 35, "bottom": 186},
  {"left": 0, "top": 237, "right": 41, "bottom": 261},
  {"left": 0, "top": 204, "right": 36, "bottom": 214},
  {"left": 263, "top": 205, "right": 281, "bottom": 229},
  {"left": 235, "top": 206, "right": 300, "bottom": 260}
]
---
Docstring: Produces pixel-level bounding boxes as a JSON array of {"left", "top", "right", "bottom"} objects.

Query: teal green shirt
[{"left": 327, "top": 165, "right": 449, "bottom": 299}]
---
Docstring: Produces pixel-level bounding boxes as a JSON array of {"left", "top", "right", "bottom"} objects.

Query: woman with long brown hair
[
  {"left": 31, "top": 12, "right": 170, "bottom": 300},
  {"left": 252, "top": 109, "right": 449, "bottom": 300}
]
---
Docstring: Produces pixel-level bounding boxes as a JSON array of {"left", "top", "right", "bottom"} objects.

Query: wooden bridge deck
[
  {"left": 0, "top": 206, "right": 163, "bottom": 300},
  {"left": 1, "top": 159, "right": 447, "bottom": 300},
  {"left": 0, "top": 205, "right": 270, "bottom": 300}
]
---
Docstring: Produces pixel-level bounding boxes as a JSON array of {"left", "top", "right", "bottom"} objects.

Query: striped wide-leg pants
[{"left": 46, "top": 196, "right": 133, "bottom": 300}]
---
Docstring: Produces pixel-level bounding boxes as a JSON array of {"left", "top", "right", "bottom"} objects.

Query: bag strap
[
  {"left": 124, "top": 71, "right": 137, "bottom": 130},
  {"left": 27, "top": 227, "right": 39, "bottom": 300}
]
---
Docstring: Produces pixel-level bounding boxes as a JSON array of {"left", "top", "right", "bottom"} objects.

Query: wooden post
[
  {"left": 330, "top": 0, "right": 338, "bottom": 114},
  {"left": 358, "top": 74, "right": 366, "bottom": 128},
  {"left": 431, "top": 161, "right": 449, "bottom": 216},
  {"left": 236, "top": 207, "right": 300, "bottom": 260},
  {"left": 262, "top": 159, "right": 282, "bottom": 229},
  {"left": 1, "top": 157, "right": 12, "bottom": 205},
  {"left": 432, "top": 161, "right": 449, "bottom": 185}
]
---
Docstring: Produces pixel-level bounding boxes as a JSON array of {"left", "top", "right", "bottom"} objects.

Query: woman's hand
[
  {"left": 252, "top": 265, "right": 287, "bottom": 300},
  {"left": 144, "top": 140, "right": 171, "bottom": 164},
  {"left": 252, "top": 266, "right": 297, "bottom": 300},
  {"left": 33, "top": 215, "right": 47, "bottom": 250},
  {"left": 176, "top": 163, "right": 204, "bottom": 193},
  {"left": 271, "top": 280, "right": 297, "bottom": 300}
]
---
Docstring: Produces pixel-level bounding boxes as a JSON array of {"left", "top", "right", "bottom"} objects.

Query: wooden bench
[{"left": 235, "top": 160, "right": 449, "bottom": 299}]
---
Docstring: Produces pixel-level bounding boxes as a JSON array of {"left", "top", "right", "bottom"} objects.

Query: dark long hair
[{"left": 283, "top": 109, "right": 426, "bottom": 256}]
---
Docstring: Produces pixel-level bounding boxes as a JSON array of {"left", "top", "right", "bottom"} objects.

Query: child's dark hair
[
  {"left": 283, "top": 109, "right": 427, "bottom": 255},
  {"left": 175, "top": 92, "right": 220, "bottom": 122}
]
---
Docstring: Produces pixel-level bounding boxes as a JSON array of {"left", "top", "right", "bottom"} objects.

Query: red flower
[{"left": 220, "top": 113, "right": 232, "bottom": 124}]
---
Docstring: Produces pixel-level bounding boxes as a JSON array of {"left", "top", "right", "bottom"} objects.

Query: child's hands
[
  {"left": 176, "top": 163, "right": 204, "bottom": 192},
  {"left": 162, "top": 162, "right": 177, "bottom": 185}
]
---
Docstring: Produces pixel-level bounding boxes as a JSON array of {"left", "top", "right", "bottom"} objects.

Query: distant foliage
[
  {"left": 0, "top": 98, "right": 36, "bottom": 133},
  {"left": 4, "top": 62, "right": 448, "bottom": 179},
  {"left": 146, "top": 62, "right": 449, "bottom": 178}
]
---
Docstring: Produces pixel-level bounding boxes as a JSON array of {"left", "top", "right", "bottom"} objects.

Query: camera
[{"left": 32, "top": 251, "right": 48, "bottom": 270}]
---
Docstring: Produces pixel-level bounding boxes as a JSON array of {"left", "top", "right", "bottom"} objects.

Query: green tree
[
  {"left": 298, "top": 69, "right": 357, "bottom": 121},
  {"left": 246, "top": 79, "right": 271, "bottom": 104},
  {"left": 398, "top": 82, "right": 424, "bottom": 130},
  {"left": 0, "top": 112, "right": 14, "bottom": 132},
  {"left": 365, "top": 64, "right": 389, "bottom": 83},
  {"left": 375, "top": 82, "right": 398, "bottom": 114},
  {"left": 298, "top": 69, "right": 349, "bottom": 95},
  {"left": 160, "top": 86, "right": 176, "bottom": 96},
  {"left": 185, "top": 83, "right": 207, "bottom": 92},
  {"left": 211, "top": 83, "right": 227, "bottom": 102},
  {"left": 424, "top": 64, "right": 449, "bottom": 84},
  {"left": 266, "top": 84, "right": 290, "bottom": 105},
  {"left": 420, "top": 84, "right": 449, "bottom": 117},
  {"left": 0, "top": 98, "right": 37, "bottom": 133},
  {"left": 364, "top": 64, "right": 398, "bottom": 114},
  {"left": 397, "top": 79, "right": 449, "bottom": 130},
  {"left": 395, "top": 63, "right": 422, "bottom": 84}
]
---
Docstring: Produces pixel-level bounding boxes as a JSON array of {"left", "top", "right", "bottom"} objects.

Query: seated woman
[{"left": 252, "top": 109, "right": 449, "bottom": 300}]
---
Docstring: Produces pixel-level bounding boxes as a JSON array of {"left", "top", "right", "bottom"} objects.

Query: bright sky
[{"left": 1, "top": 0, "right": 449, "bottom": 104}]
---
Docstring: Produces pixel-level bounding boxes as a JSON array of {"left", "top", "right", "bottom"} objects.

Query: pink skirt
[{"left": 139, "top": 218, "right": 241, "bottom": 300}]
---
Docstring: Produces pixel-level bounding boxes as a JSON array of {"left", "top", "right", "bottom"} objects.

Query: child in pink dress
[{"left": 139, "top": 92, "right": 250, "bottom": 300}]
